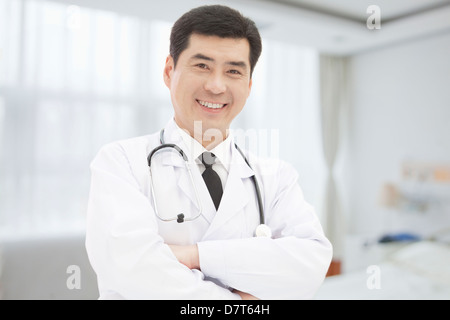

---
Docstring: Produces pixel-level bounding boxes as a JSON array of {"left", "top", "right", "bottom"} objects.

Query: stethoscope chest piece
[{"left": 255, "top": 224, "right": 272, "bottom": 238}]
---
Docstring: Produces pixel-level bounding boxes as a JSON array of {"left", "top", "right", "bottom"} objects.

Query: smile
[{"left": 197, "top": 100, "right": 227, "bottom": 109}]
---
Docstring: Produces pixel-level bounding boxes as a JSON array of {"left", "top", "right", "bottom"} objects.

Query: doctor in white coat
[{"left": 85, "top": 5, "right": 332, "bottom": 300}]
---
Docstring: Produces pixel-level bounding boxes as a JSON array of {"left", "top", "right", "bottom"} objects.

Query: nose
[{"left": 204, "top": 72, "right": 226, "bottom": 95}]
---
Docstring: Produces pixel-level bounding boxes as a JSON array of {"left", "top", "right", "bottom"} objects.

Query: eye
[
  {"left": 228, "top": 69, "right": 242, "bottom": 75},
  {"left": 196, "top": 63, "right": 209, "bottom": 70}
]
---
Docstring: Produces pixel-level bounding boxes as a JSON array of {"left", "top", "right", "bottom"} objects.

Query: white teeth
[{"left": 198, "top": 100, "right": 225, "bottom": 109}]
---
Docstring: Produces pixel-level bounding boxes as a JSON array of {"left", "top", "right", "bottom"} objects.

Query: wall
[
  {"left": 0, "top": 234, "right": 98, "bottom": 299},
  {"left": 343, "top": 31, "right": 450, "bottom": 239}
]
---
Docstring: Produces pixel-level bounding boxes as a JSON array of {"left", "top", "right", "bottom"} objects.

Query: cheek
[
  {"left": 170, "top": 75, "right": 187, "bottom": 104},
  {"left": 173, "top": 73, "right": 200, "bottom": 100},
  {"left": 232, "top": 84, "right": 251, "bottom": 107}
]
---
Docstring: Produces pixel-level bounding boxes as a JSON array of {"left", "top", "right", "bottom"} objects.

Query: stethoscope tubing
[{"left": 147, "top": 129, "right": 265, "bottom": 226}]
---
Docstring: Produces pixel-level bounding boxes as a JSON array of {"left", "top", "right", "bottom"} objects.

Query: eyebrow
[{"left": 190, "top": 53, "right": 248, "bottom": 70}]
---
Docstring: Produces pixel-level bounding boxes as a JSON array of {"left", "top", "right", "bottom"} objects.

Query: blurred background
[{"left": 0, "top": 0, "right": 449, "bottom": 299}]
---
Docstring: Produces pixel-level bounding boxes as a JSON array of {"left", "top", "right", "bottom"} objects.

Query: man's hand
[
  {"left": 233, "top": 289, "right": 259, "bottom": 300},
  {"left": 168, "top": 244, "right": 259, "bottom": 300},
  {"left": 168, "top": 244, "right": 200, "bottom": 270}
]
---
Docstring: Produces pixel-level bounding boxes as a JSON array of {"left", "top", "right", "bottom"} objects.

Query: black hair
[{"left": 170, "top": 5, "right": 262, "bottom": 77}]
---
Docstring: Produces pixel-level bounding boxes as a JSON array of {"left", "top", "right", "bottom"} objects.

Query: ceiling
[
  {"left": 226, "top": 0, "right": 450, "bottom": 55},
  {"left": 269, "top": 0, "right": 450, "bottom": 23},
  {"left": 48, "top": 0, "right": 450, "bottom": 55}
]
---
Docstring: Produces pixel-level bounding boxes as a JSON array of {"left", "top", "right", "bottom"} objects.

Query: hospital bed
[{"left": 314, "top": 239, "right": 450, "bottom": 300}]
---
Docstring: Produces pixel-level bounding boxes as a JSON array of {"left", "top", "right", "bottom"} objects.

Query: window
[{"left": 0, "top": 0, "right": 323, "bottom": 238}]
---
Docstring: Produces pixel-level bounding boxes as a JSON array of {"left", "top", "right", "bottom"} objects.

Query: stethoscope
[{"left": 147, "top": 129, "right": 272, "bottom": 237}]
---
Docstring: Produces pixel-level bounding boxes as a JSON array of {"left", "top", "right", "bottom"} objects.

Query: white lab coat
[{"left": 85, "top": 119, "right": 332, "bottom": 300}]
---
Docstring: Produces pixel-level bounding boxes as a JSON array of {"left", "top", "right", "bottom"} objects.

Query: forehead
[{"left": 182, "top": 33, "right": 250, "bottom": 64}]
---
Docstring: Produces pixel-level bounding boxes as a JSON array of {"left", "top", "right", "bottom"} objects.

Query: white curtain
[
  {"left": 236, "top": 41, "right": 324, "bottom": 217},
  {"left": 0, "top": 0, "right": 322, "bottom": 239},
  {"left": 319, "top": 55, "right": 348, "bottom": 262},
  {"left": 0, "top": 0, "right": 173, "bottom": 237}
]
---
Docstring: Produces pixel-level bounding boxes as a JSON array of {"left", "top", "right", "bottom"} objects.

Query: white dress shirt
[{"left": 176, "top": 122, "right": 232, "bottom": 192}]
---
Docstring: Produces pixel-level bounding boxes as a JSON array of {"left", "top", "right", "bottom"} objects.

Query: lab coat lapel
[
  {"left": 164, "top": 154, "right": 218, "bottom": 224},
  {"left": 159, "top": 145, "right": 205, "bottom": 215},
  {"left": 177, "top": 161, "right": 205, "bottom": 214},
  {"left": 158, "top": 120, "right": 204, "bottom": 215},
  {"left": 202, "top": 146, "right": 255, "bottom": 240}
]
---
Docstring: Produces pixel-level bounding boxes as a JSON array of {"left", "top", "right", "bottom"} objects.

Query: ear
[
  {"left": 163, "top": 55, "right": 174, "bottom": 89},
  {"left": 247, "top": 78, "right": 253, "bottom": 98}
]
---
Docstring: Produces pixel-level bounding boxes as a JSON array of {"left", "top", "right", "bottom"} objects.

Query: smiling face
[{"left": 163, "top": 33, "right": 252, "bottom": 149}]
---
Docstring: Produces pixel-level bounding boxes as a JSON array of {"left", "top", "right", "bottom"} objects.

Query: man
[{"left": 85, "top": 5, "right": 332, "bottom": 300}]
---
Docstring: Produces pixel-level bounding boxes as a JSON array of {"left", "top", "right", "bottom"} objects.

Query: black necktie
[{"left": 200, "top": 152, "right": 223, "bottom": 210}]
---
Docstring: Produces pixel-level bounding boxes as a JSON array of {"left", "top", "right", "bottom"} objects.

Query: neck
[
  {"left": 194, "top": 127, "right": 228, "bottom": 150},
  {"left": 199, "top": 132, "right": 224, "bottom": 150},
  {"left": 175, "top": 118, "right": 228, "bottom": 150}
]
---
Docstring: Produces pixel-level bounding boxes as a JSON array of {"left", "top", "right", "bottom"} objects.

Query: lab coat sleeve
[
  {"left": 197, "top": 160, "right": 333, "bottom": 300},
  {"left": 85, "top": 141, "right": 240, "bottom": 300}
]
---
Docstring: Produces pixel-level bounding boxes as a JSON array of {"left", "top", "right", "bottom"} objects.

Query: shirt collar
[
  {"left": 172, "top": 119, "right": 233, "bottom": 172},
  {"left": 209, "top": 135, "right": 232, "bottom": 173}
]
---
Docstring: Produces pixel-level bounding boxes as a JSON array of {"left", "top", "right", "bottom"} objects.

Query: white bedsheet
[{"left": 314, "top": 241, "right": 450, "bottom": 300}]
